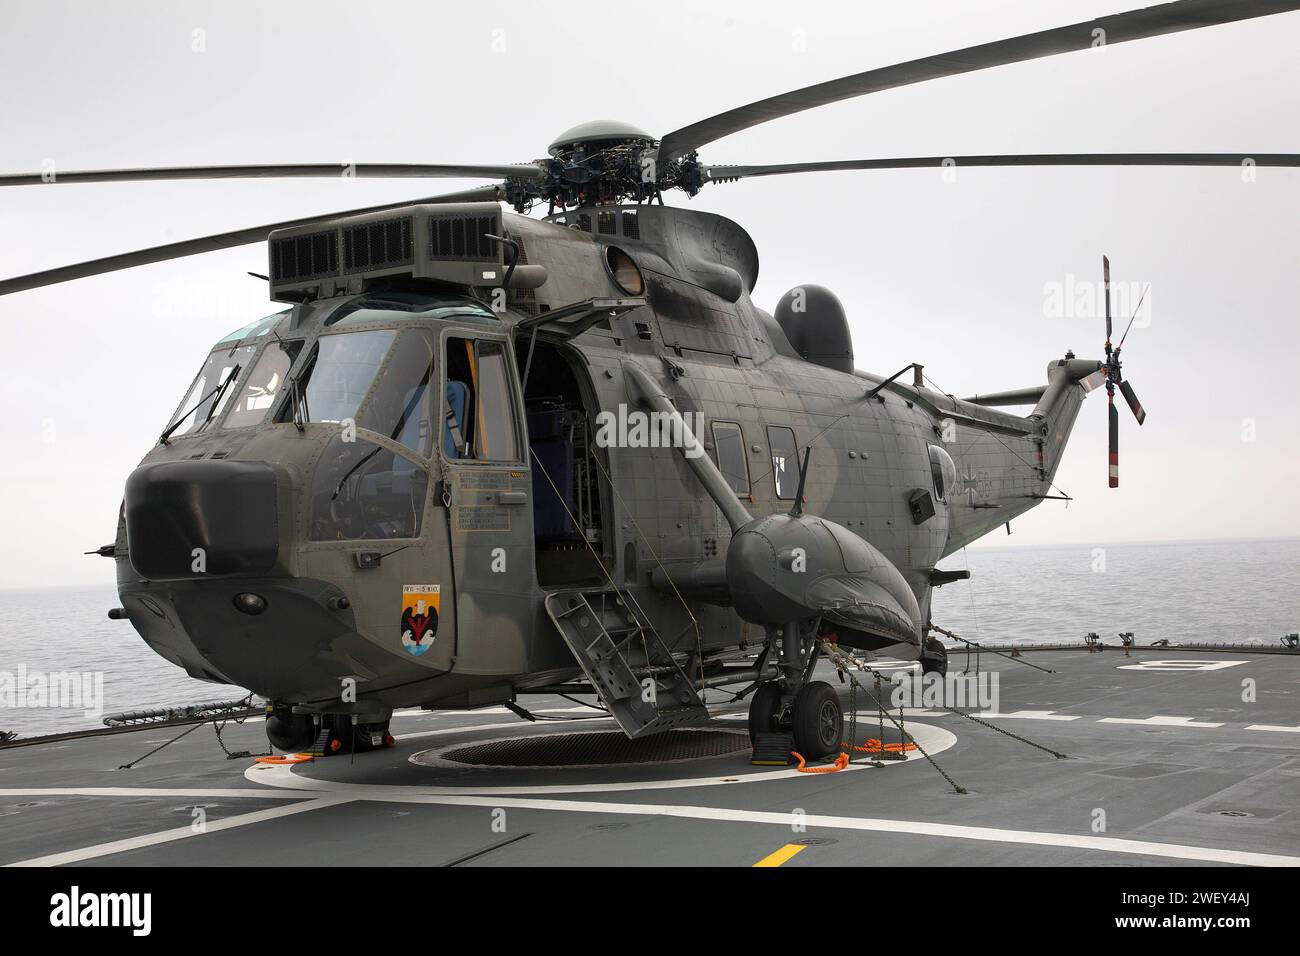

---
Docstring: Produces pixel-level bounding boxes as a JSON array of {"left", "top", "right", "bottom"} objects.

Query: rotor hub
[{"left": 547, "top": 119, "right": 654, "bottom": 158}]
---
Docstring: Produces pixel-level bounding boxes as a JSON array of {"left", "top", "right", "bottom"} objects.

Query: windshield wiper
[
  {"left": 332, "top": 446, "right": 383, "bottom": 501},
  {"left": 159, "top": 364, "right": 242, "bottom": 444}
]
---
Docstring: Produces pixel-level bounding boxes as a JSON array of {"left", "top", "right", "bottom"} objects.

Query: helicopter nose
[{"left": 124, "top": 459, "right": 279, "bottom": 580}]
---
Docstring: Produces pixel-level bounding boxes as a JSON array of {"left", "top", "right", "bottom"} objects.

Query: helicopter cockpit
[{"left": 155, "top": 290, "right": 524, "bottom": 541}]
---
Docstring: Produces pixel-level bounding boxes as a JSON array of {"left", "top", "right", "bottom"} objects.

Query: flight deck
[{"left": 2, "top": 646, "right": 1297, "bottom": 868}]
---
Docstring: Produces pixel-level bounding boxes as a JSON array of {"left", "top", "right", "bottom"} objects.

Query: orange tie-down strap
[
  {"left": 792, "top": 739, "right": 918, "bottom": 773},
  {"left": 253, "top": 754, "right": 314, "bottom": 765},
  {"left": 792, "top": 751, "right": 850, "bottom": 773},
  {"left": 847, "top": 738, "right": 917, "bottom": 754}
]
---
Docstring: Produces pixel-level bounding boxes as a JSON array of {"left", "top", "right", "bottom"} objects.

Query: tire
[
  {"left": 920, "top": 637, "right": 948, "bottom": 677},
  {"left": 265, "top": 710, "right": 315, "bottom": 753},
  {"left": 748, "top": 681, "right": 783, "bottom": 740},
  {"left": 791, "top": 681, "right": 843, "bottom": 760}
]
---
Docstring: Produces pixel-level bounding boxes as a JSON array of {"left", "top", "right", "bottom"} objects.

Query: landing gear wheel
[
  {"left": 748, "top": 681, "right": 783, "bottom": 740},
  {"left": 791, "top": 681, "right": 843, "bottom": 760},
  {"left": 920, "top": 636, "right": 948, "bottom": 677}
]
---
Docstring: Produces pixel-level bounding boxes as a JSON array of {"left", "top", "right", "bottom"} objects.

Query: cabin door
[{"left": 438, "top": 328, "right": 537, "bottom": 675}]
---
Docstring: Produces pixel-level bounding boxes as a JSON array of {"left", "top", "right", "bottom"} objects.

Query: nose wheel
[
  {"left": 791, "top": 682, "right": 843, "bottom": 759},
  {"left": 747, "top": 679, "right": 843, "bottom": 761}
]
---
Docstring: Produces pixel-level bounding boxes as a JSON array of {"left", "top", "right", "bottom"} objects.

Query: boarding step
[
  {"left": 303, "top": 726, "right": 330, "bottom": 757},
  {"left": 544, "top": 588, "right": 709, "bottom": 738}
]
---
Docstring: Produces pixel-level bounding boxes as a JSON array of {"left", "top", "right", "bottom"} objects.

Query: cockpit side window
[
  {"left": 443, "top": 336, "right": 521, "bottom": 462},
  {"left": 309, "top": 435, "right": 428, "bottom": 541}
]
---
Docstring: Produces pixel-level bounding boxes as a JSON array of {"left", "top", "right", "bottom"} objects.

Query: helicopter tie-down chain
[
  {"left": 816, "top": 641, "right": 967, "bottom": 794},
  {"left": 118, "top": 694, "right": 268, "bottom": 770},
  {"left": 930, "top": 622, "right": 1057, "bottom": 675},
  {"left": 825, "top": 641, "right": 1069, "bottom": 763}
]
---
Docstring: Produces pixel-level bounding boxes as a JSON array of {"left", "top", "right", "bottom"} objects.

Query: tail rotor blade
[
  {"left": 1080, "top": 368, "right": 1107, "bottom": 393},
  {"left": 1103, "top": 255, "right": 1113, "bottom": 346},
  {"left": 1108, "top": 393, "right": 1120, "bottom": 488},
  {"left": 1119, "top": 380, "right": 1146, "bottom": 425}
]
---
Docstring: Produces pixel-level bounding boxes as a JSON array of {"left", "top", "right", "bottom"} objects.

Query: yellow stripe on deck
[{"left": 752, "top": 843, "right": 807, "bottom": 867}]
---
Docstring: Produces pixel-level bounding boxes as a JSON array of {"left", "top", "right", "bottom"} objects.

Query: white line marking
[
  {"left": 979, "top": 710, "right": 1080, "bottom": 721},
  {"left": 5, "top": 796, "right": 350, "bottom": 867},
  {"left": 246, "top": 721, "right": 958, "bottom": 796},
  {"left": 0, "top": 787, "right": 311, "bottom": 800},
  {"left": 266, "top": 789, "right": 1300, "bottom": 868},
  {"left": 1116, "top": 660, "right": 1248, "bottom": 672},
  {"left": 1245, "top": 724, "right": 1300, "bottom": 734},
  {"left": 1098, "top": 716, "right": 1225, "bottom": 728}
]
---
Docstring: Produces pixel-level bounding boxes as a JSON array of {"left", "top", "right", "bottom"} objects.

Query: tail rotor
[{"left": 1096, "top": 255, "right": 1147, "bottom": 487}]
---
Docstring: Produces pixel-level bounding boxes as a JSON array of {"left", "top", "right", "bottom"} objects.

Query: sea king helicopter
[{"left": 3, "top": 0, "right": 1297, "bottom": 761}]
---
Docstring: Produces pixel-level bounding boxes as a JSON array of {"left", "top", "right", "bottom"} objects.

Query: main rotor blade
[
  {"left": 1119, "top": 380, "right": 1147, "bottom": 425},
  {"left": 701, "top": 153, "right": 1300, "bottom": 183},
  {"left": 0, "top": 184, "right": 505, "bottom": 297},
  {"left": 659, "top": 0, "right": 1300, "bottom": 163},
  {"left": 0, "top": 163, "right": 543, "bottom": 187}
]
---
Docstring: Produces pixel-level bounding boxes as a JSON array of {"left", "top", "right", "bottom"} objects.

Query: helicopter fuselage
[{"left": 113, "top": 202, "right": 1090, "bottom": 733}]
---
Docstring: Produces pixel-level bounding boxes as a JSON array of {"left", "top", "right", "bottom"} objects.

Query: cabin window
[
  {"left": 928, "top": 444, "right": 956, "bottom": 502},
  {"left": 224, "top": 340, "right": 301, "bottom": 429},
  {"left": 712, "top": 421, "right": 750, "bottom": 495},
  {"left": 308, "top": 435, "right": 428, "bottom": 541},
  {"left": 766, "top": 425, "right": 799, "bottom": 499},
  {"left": 444, "top": 336, "right": 521, "bottom": 461}
]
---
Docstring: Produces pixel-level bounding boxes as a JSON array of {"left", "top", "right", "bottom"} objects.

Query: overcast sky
[{"left": 1, "top": 0, "right": 1296, "bottom": 588}]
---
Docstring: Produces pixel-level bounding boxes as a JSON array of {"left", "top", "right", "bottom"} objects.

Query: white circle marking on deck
[{"left": 242, "top": 718, "right": 957, "bottom": 796}]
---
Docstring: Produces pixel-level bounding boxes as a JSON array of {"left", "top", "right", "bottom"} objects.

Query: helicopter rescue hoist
[{"left": 4, "top": 0, "right": 1296, "bottom": 763}]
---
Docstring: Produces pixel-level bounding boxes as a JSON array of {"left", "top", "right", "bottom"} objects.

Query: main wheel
[
  {"left": 920, "top": 636, "right": 948, "bottom": 677},
  {"left": 748, "top": 681, "right": 783, "bottom": 739},
  {"left": 791, "top": 681, "right": 843, "bottom": 760}
]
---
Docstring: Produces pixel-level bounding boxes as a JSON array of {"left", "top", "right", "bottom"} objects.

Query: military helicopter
[{"left": 4, "top": 0, "right": 1297, "bottom": 761}]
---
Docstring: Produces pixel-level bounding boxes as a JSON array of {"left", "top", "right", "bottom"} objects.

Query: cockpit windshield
[
  {"left": 298, "top": 330, "right": 396, "bottom": 424},
  {"left": 223, "top": 339, "right": 302, "bottom": 430},
  {"left": 284, "top": 328, "right": 438, "bottom": 458},
  {"left": 323, "top": 291, "right": 497, "bottom": 328},
  {"left": 164, "top": 344, "right": 256, "bottom": 439}
]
